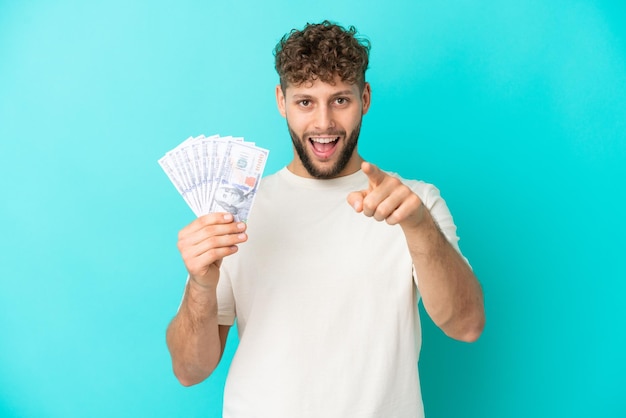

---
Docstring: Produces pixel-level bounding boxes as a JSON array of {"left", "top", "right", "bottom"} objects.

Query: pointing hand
[{"left": 347, "top": 162, "right": 426, "bottom": 227}]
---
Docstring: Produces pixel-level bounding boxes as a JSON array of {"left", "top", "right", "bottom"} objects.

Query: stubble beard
[{"left": 288, "top": 119, "right": 362, "bottom": 179}]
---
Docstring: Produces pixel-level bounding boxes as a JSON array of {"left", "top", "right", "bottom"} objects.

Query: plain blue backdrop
[{"left": 1, "top": 1, "right": 624, "bottom": 417}]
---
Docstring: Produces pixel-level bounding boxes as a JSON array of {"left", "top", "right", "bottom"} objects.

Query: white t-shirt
[{"left": 216, "top": 167, "right": 464, "bottom": 418}]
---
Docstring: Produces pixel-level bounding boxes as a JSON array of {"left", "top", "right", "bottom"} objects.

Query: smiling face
[{"left": 276, "top": 76, "right": 371, "bottom": 179}]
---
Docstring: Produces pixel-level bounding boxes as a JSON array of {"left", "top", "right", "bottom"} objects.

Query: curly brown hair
[{"left": 274, "top": 20, "right": 371, "bottom": 92}]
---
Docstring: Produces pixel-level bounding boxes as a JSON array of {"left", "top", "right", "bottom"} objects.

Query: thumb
[{"left": 346, "top": 190, "right": 367, "bottom": 213}]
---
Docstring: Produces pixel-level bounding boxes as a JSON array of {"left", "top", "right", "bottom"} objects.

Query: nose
[{"left": 313, "top": 104, "right": 335, "bottom": 131}]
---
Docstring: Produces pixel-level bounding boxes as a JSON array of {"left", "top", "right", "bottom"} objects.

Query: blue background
[{"left": 1, "top": 1, "right": 624, "bottom": 417}]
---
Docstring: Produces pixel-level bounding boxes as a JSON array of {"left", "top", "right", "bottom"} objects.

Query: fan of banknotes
[{"left": 158, "top": 134, "right": 269, "bottom": 222}]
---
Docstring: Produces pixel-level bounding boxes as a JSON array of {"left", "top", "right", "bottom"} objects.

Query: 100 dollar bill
[{"left": 159, "top": 134, "right": 269, "bottom": 221}]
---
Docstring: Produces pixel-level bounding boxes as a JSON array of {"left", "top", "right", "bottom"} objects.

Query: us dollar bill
[
  {"left": 159, "top": 134, "right": 269, "bottom": 221},
  {"left": 209, "top": 140, "right": 269, "bottom": 222}
]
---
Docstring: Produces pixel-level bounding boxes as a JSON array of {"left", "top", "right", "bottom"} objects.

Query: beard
[{"left": 287, "top": 120, "right": 362, "bottom": 179}]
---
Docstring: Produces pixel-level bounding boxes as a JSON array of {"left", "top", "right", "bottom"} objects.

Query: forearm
[
  {"left": 404, "top": 209, "right": 485, "bottom": 342},
  {"left": 166, "top": 279, "right": 225, "bottom": 386}
]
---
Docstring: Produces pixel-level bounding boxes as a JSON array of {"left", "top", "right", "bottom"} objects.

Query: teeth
[{"left": 310, "top": 137, "right": 338, "bottom": 144}]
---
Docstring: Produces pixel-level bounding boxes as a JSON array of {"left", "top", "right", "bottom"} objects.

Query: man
[{"left": 166, "top": 21, "right": 485, "bottom": 418}]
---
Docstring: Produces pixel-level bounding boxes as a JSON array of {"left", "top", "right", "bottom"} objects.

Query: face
[{"left": 276, "top": 76, "right": 371, "bottom": 179}]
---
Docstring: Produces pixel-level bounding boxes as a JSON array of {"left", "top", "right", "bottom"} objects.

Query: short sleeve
[
  {"left": 216, "top": 268, "right": 236, "bottom": 326},
  {"left": 400, "top": 178, "right": 472, "bottom": 286},
  {"left": 419, "top": 183, "right": 464, "bottom": 254}
]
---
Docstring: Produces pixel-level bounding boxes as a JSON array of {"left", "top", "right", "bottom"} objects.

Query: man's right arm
[{"left": 165, "top": 213, "right": 247, "bottom": 386}]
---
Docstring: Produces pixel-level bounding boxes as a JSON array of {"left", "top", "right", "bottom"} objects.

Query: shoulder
[
  {"left": 258, "top": 169, "right": 284, "bottom": 188},
  {"left": 253, "top": 170, "right": 282, "bottom": 196},
  {"left": 248, "top": 169, "right": 287, "bottom": 210}
]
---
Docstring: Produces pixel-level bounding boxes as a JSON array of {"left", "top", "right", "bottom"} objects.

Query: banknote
[
  {"left": 159, "top": 134, "right": 269, "bottom": 221},
  {"left": 209, "top": 140, "right": 269, "bottom": 222}
]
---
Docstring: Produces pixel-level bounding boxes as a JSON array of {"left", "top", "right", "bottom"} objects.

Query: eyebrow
[{"left": 291, "top": 90, "right": 357, "bottom": 100}]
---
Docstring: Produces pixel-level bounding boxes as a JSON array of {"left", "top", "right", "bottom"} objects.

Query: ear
[
  {"left": 275, "top": 85, "right": 287, "bottom": 118},
  {"left": 361, "top": 82, "right": 371, "bottom": 115}
]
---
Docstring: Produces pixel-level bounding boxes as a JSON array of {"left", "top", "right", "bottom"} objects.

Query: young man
[{"left": 166, "top": 21, "right": 485, "bottom": 418}]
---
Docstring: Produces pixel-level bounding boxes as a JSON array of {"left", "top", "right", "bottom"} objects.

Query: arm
[
  {"left": 347, "top": 162, "right": 485, "bottom": 342},
  {"left": 166, "top": 213, "right": 247, "bottom": 386},
  {"left": 402, "top": 206, "right": 484, "bottom": 342}
]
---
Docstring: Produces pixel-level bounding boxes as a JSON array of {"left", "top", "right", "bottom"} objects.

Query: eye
[
  {"left": 334, "top": 97, "right": 349, "bottom": 105},
  {"left": 298, "top": 99, "right": 311, "bottom": 107}
]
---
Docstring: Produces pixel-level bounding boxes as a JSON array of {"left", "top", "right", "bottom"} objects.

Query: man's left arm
[{"left": 347, "top": 162, "right": 485, "bottom": 342}]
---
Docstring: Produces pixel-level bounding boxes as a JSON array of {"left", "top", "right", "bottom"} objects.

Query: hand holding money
[{"left": 177, "top": 212, "right": 247, "bottom": 288}]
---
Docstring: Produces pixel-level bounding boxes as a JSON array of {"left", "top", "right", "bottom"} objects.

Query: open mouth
[{"left": 309, "top": 136, "right": 340, "bottom": 158}]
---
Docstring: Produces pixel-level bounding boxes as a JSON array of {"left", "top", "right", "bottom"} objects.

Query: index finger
[
  {"left": 362, "top": 161, "right": 386, "bottom": 187},
  {"left": 181, "top": 212, "right": 235, "bottom": 235}
]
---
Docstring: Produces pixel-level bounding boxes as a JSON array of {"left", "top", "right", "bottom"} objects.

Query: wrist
[
  {"left": 400, "top": 203, "right": 431, "bottom": 233},
  {"left": 402, "top": 208, "right": 446, "bottom": 253},
  {"left": 188, "top": 274, "right": 217, "bottom": 291}
]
